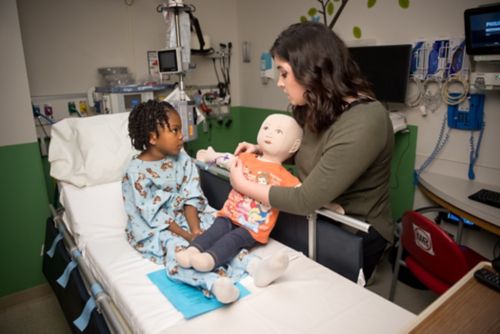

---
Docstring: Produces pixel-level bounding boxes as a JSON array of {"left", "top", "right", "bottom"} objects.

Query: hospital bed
[{"left": 43, "top": 112, "right": 415, "bottom": 333}]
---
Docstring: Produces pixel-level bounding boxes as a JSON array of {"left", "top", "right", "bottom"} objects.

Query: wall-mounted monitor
[
  {"left": 464, "top": 4, "right": 500, "bottom": 57},
  {"left": 348, "top": 44, "right": 412, "bottom": 104},
  {"left": 157, "top": 48, "right": 182, "bottom": 74}
]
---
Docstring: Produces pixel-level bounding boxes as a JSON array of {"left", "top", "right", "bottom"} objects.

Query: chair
[{"left": 389, "top": 210, "right": 486, "bottom": 301}]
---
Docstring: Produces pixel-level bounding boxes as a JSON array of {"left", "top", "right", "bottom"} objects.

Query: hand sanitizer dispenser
[{"left": 260, "top": 52, "right": 275, "bottom": 84}]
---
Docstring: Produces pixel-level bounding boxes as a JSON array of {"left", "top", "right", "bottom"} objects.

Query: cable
[
  {"left": 421, "top": 77, "right": 442, "bottom": 112},
  {"left": 441, "top": 75, "right": 469, "bottom": 106},
  {"left": 468, "top": 124, "right": 485, "bottom": 180},
  {"left": 414, "top": 111, "right": 451, "bottom": 183},
  {"left": 405, "top": 76, "right": 424, "bottom": 108}
]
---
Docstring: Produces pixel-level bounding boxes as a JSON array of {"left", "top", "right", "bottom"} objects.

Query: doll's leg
[
  {"left": 211, "top": 277, "right": 240, "bottom": 304},
  {"left": 191, "top": 227, "right": 257, "bottom": 272},
  {"left": 247, "top": 251, "right": 289, "bottom": 287},
  {"left": 176, "top": 217, "right": 233, "bottom": 268},
  {"left": 166, "top": 239, "right": 240, "bottom": 303}
]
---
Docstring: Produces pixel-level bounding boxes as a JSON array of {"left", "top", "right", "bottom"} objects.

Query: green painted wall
[
  {"left": 390, "top": 125, "right": 418, "bottom": 221},
  {"left": 185, "top": 106, "right": 288, "bottom": 157},
  {"left": 0, "top": 142, "right": 50, "bottom": 297},
  {"left": 187, "top": 106, "right": 418, "bottom": 221}
]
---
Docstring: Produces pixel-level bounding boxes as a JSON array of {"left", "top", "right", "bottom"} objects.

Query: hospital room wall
[
  {"left": 235, "top": 0, "right": 500, "bottom": 200},
  {"left": 16, "top": 0, "right": 242, "bottom": 105},
  {"left": 0, "top": 0, "right": 50, "bottom": 298}
]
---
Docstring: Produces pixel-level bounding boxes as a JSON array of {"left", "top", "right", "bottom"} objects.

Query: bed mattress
[{"left": 58, "top": 181, "right": 415, "bottom": 334}]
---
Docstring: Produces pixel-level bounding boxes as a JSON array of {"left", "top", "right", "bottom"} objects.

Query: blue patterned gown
[{"left": 122, "top": 150, "right": 252, "bottom": 297}]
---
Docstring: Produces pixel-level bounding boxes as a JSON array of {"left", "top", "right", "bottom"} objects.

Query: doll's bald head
[{"left": 257, "top": 114, "right": 303, "bottom": 163}]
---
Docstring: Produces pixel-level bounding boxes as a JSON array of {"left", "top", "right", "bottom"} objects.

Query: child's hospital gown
[{"left": 122, "top": 151, "right": 252, "bottom": 296}]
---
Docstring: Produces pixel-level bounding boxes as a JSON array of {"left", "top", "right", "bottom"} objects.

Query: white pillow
[
  {"left": 49, "top": 112, "right": 138, "bottom": 187},
  {"left": 59, "top": 181, "right": 127, "bottom": 248}
]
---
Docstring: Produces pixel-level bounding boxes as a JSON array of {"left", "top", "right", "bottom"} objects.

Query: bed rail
[{"left": 49, "top": 205, "right": 132, "bottom": 334}]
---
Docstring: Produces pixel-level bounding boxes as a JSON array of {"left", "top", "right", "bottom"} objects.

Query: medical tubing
[
  {"left": 441, "top": 76, "right": 469, "bottom": 106},
  {"left": 422, "top": 77, "right": 442, "bottom": 112},
  {"left": 414, "top": 112, "right": 450, "bottom": 182},
  {"left": 468, "top": 124, "right": 485, "bottom": 180},
  {"left": 405, "top": 76, "right": 424, "bottom": 107}
]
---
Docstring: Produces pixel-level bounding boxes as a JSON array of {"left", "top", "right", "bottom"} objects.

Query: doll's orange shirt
[{"left": 217, "top": 153, "right": 300, "bottom": 243}]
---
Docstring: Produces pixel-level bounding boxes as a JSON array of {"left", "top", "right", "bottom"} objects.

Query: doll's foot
[
  {"left": 248, "top": 251, "right": 289, "bottom": 287},
  {"left": 191, "top": 252, "right": 216, "bottom": 272},
  {"left": 175, "top": 247, "right": 200, "bottom": 268},
  {"left": 212, "top": 277, "right": 240, "bottom": 304}
]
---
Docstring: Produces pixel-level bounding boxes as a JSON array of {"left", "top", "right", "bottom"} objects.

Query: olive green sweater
[{"left": 269, "top": 101, "right": 395, "bottom": 242}]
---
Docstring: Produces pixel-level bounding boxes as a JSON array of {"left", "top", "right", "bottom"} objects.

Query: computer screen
[
  {"left": 464, "top": 4, "right": 500, "bottom": 55},
  {"left": 348, "top": 44, "right": 412, "bottom": 104}
]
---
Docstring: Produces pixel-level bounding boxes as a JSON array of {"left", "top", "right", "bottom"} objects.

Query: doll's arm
[{"left": 196, "top": 146, "right": 235, "bottom": 170}]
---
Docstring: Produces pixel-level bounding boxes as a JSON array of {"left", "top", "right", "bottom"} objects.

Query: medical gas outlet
[{"left": 470, "top": 72, "right": 500, "bottom": 90}]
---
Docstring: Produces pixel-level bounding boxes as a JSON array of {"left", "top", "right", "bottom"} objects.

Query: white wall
[
  {"left": 17, "top": 0, "right": 241, "bottom": 104},
  {"left": 0, "top": 0, "right": 36, "bottom": 147},
  {"left": 236, "top": 0, "right": 500, "bottom": 190},
  {"left": 17, "top": 0, "right": 500, "bottom": 189}
]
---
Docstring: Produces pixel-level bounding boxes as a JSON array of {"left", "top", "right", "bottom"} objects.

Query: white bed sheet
[{"left": 59, "top": 181, "right": 416, "bottom": 334}]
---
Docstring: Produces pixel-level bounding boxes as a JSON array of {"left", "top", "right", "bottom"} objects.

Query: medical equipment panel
[
  {"left": 464, "top": 3, "right": 500, "bottom": 61},
  {"left": 158, "top": 48, "right": 183, "bottom": 74},
  {"left": 447, "top": 93, "right": 484, "bottom": 131}
]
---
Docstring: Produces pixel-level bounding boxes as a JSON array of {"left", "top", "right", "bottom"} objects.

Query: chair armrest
[
  {"left": 307, "top": 209, "right": 370, "bottom": 261},
  {"left": 316, "top": 208, "right": 371, "bottom": 233},
  {"left": 195, "top": 160, "right": 230, "bottom": 179}
]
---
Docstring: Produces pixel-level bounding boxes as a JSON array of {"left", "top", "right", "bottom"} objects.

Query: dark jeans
[{"left": 191, "top": 217, "right": 257, "bottom": 268}]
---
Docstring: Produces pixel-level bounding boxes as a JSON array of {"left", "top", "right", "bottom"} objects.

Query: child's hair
[{"left": 128, "top": 100, "right": 178, "bottom": 151}]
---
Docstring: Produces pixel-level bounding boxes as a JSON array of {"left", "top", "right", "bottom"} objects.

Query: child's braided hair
[{"left": 128, "top": 100, "right": 177, "bottom": 151}]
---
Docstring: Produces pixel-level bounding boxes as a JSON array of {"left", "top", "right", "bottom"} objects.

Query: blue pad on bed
[{"left": 147, "top": 269, "right": 251, "bottom": 319}]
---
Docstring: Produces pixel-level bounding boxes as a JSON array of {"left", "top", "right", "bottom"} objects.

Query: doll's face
[{"left": 256, "top": 114, "right": 303, "bottom": 163}]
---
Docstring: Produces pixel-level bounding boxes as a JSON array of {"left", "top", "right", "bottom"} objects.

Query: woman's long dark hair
[{"left": 270, "top": 22, "right": 374, "bottom": 133}]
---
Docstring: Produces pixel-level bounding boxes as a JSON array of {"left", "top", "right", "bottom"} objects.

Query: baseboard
[{"left": 0, "top": 283, "right": 52, "bottom": 311}]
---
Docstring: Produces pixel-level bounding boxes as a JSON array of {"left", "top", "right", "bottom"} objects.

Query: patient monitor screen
[
  {"left": 465, "top": 4, "right": 500, "bottom": 55},
  {"left": 158, "top": 49, "right": 181, "bottom": 74}
]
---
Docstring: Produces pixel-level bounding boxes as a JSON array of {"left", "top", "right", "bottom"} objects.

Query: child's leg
[
  {"left": 191, "top": 227, "right": 257, "bottom": 272},
  {"left": 176, "top": 217, "right": 233, "bottom": 268},
  {"left": 247, "top": 251, "right": 289, "bottom": 287}
]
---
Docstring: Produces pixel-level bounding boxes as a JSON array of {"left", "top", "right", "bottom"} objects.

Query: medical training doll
[
  {"left": 175, "top": 114, "right": 303, "bottom": 294},
  {"left": 123, "top": 100, "right": 252, "bottom": 304}
]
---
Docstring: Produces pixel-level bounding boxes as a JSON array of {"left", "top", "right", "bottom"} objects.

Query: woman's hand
[
  {"left": 229, "top": 158, "right": 246, "bottom": 191},
  {"left": 234, "top": 142, "right": 260, "bottom": 156},
  {"left": 229, "top": 158, "right": 271, "bottom": 206}
]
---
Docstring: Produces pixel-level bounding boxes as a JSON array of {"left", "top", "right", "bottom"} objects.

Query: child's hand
[
  {"left": 186, "top": 230, "right": 203, "bottom": 242},
  {"left": 191, "top": 228, "right": 203, "bottom": 238}
]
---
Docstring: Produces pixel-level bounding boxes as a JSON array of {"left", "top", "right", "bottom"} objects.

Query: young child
[
  {"left": 176, "top": 114, "right": 303, "bottom": 289},
  {"left": 122, "top": 100, "right": 250, "bottom": 303}
]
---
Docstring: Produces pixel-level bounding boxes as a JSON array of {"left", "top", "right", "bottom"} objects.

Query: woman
[{"left": 230, "top": 21, "right": 394, "bottom": 281}]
